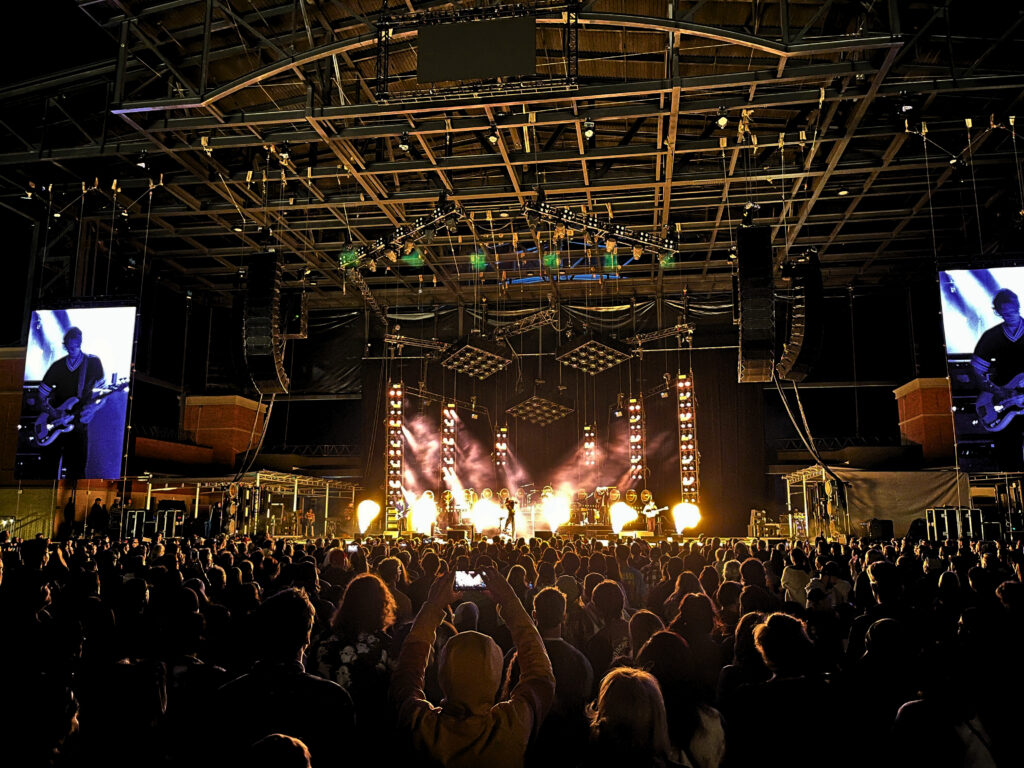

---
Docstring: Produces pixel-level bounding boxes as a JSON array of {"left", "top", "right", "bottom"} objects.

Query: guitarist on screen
[
  {"left": 973, "top": 289, "right": 1024, "bottom": 466},
  {"left": 37, "top": 327, "right": 104, "bottom": 480}
]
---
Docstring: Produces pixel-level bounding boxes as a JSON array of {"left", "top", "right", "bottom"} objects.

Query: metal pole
[{"left": 194, "top": 483, "right": 200, "bottom": 518}]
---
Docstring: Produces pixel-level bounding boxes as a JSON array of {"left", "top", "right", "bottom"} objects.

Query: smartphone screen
[
  {"left": 346, "top": 544, "right": 358, "bottom": 554},
  {"left": 454, "top": 570, "right": 487, "bottom": 591}
]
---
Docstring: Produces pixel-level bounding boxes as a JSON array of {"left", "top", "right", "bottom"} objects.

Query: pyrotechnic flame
[
  {"left": 609, "top": 501, "right": 638, "bottom": 534},
  {"left": 357, "top": 500, "right": 381, "bottom": 533},
  {"left": 671, "top": 502, "right": 701, "bottom": 533},
  {"left": 409, "top": 493, "right": 438, "bottom": 534},
  {"left": 471, "top": 498, "right": 502, "bottom": 533},
  {"left": 541, "top": 492, "right": 572, "bottom": 531}
]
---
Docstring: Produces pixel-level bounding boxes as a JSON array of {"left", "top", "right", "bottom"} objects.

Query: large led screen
[
  {"left": 16, "top": 306, "right": 136, "bottom": 480},
  {"left": 939, "top": 268, "right": 1024, "bottom": 472}
]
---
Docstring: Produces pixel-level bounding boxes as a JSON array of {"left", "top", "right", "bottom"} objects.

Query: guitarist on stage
[{"left": 38, "top": 327, "right": 104, "bottom": 480}]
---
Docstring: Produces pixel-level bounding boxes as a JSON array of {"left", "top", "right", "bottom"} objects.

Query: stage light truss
[
  {"left": 493, "top": 308, "right": 558, "bottom": 340},
  {"left": 677, "top": 374, "right": 699, "bottom": 504},
  {"left": 522, "top": 198, "right": 678, "bottom": 259},
  {"left": 441, "top": 334, "right": 513, "bottom": 380},
  {"left": 386, "top": 382, "right": 405, "bottom": 514},
  {"left": 384, "top": 334, "right": 450, "bottom": 354},
  {"left": 625, "top": 322, "right": 695, "bottom": 347},
  {"left": 582, "top": 424, "right": 596, "bottom": 466},
  {"left": 506, "top": 387, "right": 575, "bottom": 427},
  {"left": 341, "top": 193, "right": 462, "bottom": 270},
  {"left": 556, "top": 335, "right": 632, "bottom": 375},
  {"left": 441, "top": 403, "right": 457, "bottom": 484},
  {"left": 628, "top": 397, "right": 645, "bottom": 483},
  {"left": 494, "top": 425, "right": 509, "bottom": 467}
]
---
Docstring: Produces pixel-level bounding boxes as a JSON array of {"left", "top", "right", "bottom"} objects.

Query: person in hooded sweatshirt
[{"left": 391, "top": 567, "right": 555, "bottom": 768}]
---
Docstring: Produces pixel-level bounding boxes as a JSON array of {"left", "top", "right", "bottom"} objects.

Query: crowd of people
[{"left": 1, "top": 526, "right": 1022, "bottom": 767}]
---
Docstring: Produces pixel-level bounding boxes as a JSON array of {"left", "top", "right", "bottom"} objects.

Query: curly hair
[{"left": 331, "top": 572, "right": 397, "bottom": 638}]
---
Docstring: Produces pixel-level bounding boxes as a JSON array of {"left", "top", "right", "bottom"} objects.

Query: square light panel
[
  {"left": 556, "top": 336, "right": 632, "bottom": 375},
  {"left": 441, "top": 337, "right": 513, "bottom": 380}
]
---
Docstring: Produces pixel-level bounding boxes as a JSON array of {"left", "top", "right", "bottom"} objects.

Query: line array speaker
[
  {"left": 776, "top": 248, "right": 824, "bottom": 381},
  {"left": 736, "top": 226, "right": 775, "bottom": 383},
  {"left": 243, "top": 251, "right": 290, "bottom": 394}
]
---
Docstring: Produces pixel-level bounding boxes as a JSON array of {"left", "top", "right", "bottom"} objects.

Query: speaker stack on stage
[{"left": 243, "top": 251, "right": 290, "bottom": 394}]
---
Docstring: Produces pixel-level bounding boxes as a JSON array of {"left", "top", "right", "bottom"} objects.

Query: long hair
[
  {"left": 331, "top": 573, "right": 396, "bottom": 639},
  {"left": 588, "top": 667, "right": 672, "bottom": 760}
]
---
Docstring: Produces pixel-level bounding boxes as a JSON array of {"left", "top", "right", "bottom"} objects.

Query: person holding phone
[{"left": 392, "top": 568, "right": 555, "bottom": 767}]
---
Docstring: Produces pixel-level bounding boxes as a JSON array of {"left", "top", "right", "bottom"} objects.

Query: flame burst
[
  {"left": 409, "top": 493, "right": 438, "bottom": 535},
  {"left": 541, "top": 492, "right": 572, "bottom": 531},
  {"left": 671, "top": 502, "right": 701, "bottom": 533},
  {"left": 471, "top": 498, "right": 502, "bottom": 533},
  {"left": 609, "top": 501, "right": 638, "bottom": 534},
  {"left": 357, "top": 500, "right": 381, "bottom": 533}
]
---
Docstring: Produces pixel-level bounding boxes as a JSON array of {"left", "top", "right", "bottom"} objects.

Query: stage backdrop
[
  {"left": 939, "top": 267, "right": 1024, "bottom": 472},
  {"left": 834, "top": 468, "right": 970, "bottom": 536},
  {"left": 16, "top": 306, "right": 136, "bottom": 480}
]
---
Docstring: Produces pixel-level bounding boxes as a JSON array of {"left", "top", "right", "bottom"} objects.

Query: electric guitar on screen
[{"left": 33, "top": 378, "right": 130, "bottom": 446}]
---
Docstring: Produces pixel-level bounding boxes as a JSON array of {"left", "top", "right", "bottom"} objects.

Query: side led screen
[
  {"left": 16, "top": 306, "right": 137, "bottom": 480},
  {"left": 940, "top": 268, "right": 1024, "bottom": 471}
]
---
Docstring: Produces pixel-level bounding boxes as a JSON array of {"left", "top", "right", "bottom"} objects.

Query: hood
[{"left": 438, "top": 630, "right": 503, "bottom": 714}]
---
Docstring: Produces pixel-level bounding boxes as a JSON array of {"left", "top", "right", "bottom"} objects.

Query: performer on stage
[
  {"left": 304, "top": 506, "right": 316, "bottom": 538},
  {"left": 640, "top": 489, "right": 660, "bottom": 535},
  {"left": 37, "top": 327, "right": 104, "bottom": 480},
  {"left": 502, "top": 496, "right": 517, "bottom": 537},
  {"left": 972, "top": 288, "right": 1024, "bottom": 467}
]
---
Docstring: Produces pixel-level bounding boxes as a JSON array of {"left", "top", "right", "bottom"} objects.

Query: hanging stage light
[
  {"left": 627, "top": 397, "right": 644, "bottom": 483},
  {"left": 677, "top": 373, "right": 699, "bottom": 505},
  {"left": 494, "top": 425, "right": 509, "bottom": 467},
  {"left": 556, "top": 335, "right": 632, "bottom": 375},
  {"left": 398, "top": 132, "right": 411, "bottom": 152},
  {"left": 487, "top": 124, "right": 500, "bottom": 144},
  {"left": 506, "top": 383, "right": 575, "bottom": 426},
  {"left": 582, "top": 424, "right": 596, "bottom": 466},
  {"left": 386, "top": 382, "right": 405, "bottom": 525},
  {"left": 441, "top": 403, "right": 457, "bottom": 484},
  {"left": 582, "top": 118, "right": 596, "bottom": 139},
  {"left": 442, "top": 333, "right": 513, "bottom": 380}
]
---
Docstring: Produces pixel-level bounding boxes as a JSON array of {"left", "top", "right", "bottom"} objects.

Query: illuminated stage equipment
[
  {"left": 441, "top": 334, "right": 513, "bottom": 380},
  {"left": 556, "top": 335, "right": 632, "bottom": 375},
  {"left": 582, "top": 424, "right": 596, "bottom": 466},
  {"left": 494, "top": 426, "right": 509, "bottom": 467},
  {"left": 441, "top": 403, "right": 457, "bottom": 484},
  {"left": 522, "top": 198, "right": 678, "bottom": 261},
  {"left": 385, "top": 382, "right": 405, "bottom": 531},
  {"left": 677, "top": 374, "right": 699, "bottom": 505},
  {"left": 342, "top": 191, "right": 462, "bottom": 271},
  {"left": 628, "top": 397, "right": 645, "bottom": 482},
  {"left": 506, "top": 384, "right": 574, "bottom": 426}
]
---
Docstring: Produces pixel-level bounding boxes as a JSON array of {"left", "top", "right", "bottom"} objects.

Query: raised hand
[{"left": 426, "top": 569, "right": 461, "bottom": 610}]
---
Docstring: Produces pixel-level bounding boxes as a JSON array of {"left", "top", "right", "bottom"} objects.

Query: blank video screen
[
  {"left": 16, "top": 306, "right": 136, "bottom": 480},
  {"left": 418, "top": 17, "right": 536, "bottom": 83},
  {"left": 940, "top": 267, "right": 1024, "bottom": 471}
]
